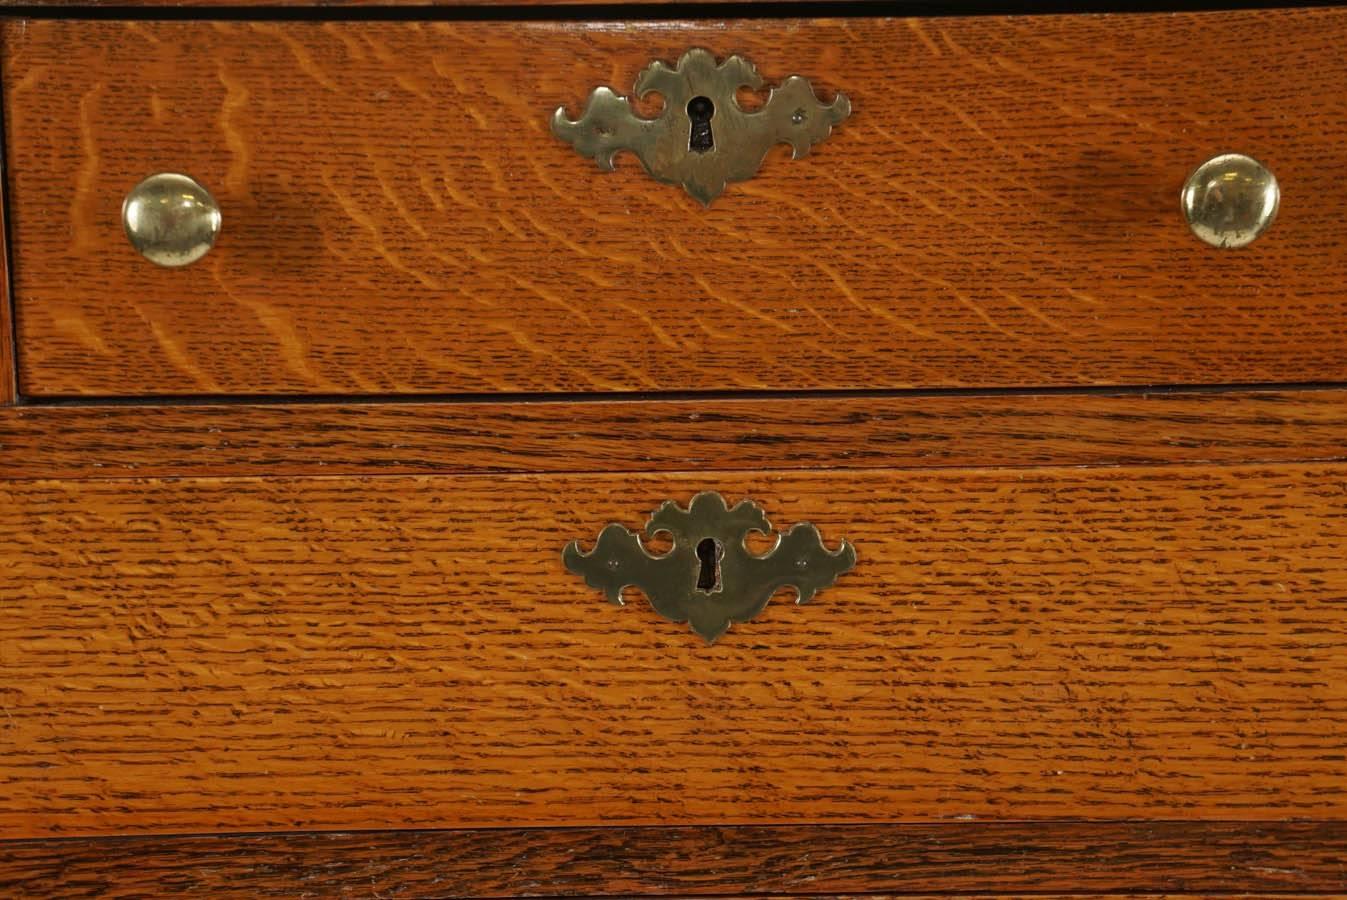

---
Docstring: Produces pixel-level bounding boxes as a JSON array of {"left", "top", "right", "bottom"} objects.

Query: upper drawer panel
[{"left": 6, "top": 10, "right": 1347, "bottom": 397}]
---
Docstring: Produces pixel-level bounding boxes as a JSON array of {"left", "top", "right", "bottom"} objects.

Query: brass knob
[
  {"left": 1181, "top": 153, "right": 1279, "bottom": 249},
  {"left": 122, "top": 173, "right": 221, "bottom": 267}
]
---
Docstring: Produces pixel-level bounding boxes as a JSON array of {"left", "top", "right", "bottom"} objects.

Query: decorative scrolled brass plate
[
  {"left": 563, "top": 492, "right": 857, "bottom": 642},
  {"left": 552, "top": 48, "right": 851, "bottom": 205}
]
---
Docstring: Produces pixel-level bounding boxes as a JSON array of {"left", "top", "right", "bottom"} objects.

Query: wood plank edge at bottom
[
  {"left": 4, "top": 388, "right": 1347, "bottom": 479},
  {"left": 2, "top": 821, "right": 1345, "bottom": 898}
]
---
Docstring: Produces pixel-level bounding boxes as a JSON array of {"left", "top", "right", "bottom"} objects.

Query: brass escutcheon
[
  {"left": 563, "top": 492, "right": 856, "bottom": 643},
  {"left": 551, "top": 49, "right": 851, "bottom": 205}
]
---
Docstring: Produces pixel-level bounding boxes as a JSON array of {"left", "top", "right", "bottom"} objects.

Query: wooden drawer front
[
  {"left": 7, "top": 829, "right": 1347, "bottom": 899},
  {"left": 5, "top": 9, "right": 1347, "bottom": 397},
  {"left": 3, "top": 464, "right": 1345, "bottom": 837}
]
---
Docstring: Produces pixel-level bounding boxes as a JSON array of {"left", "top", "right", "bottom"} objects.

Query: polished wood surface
[
  {"left": 5, "top": 821, "right": 1346, "bottom": 897},
  {"left": 0, "top": 139, "right": 13, "bottom": 407},
  {"left": 0, "top": 313, "right": 12, "bottom": 405},
  {"left": 5, "top": 388, "right": 1347, "bottom": 479},
  {"left": 4, "top": 463, "right": 1347, "bottom": 837},
  {"left": 6, "top": 10, "right": 1347, "bottom": 396}
]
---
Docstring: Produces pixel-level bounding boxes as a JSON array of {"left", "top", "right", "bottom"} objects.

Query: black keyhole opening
[
  {"left": 695, "top": 537, "right": 722, "bottom": 592},
  {"left": 687, "top": 96, "right": 715, "bottom": 154}
]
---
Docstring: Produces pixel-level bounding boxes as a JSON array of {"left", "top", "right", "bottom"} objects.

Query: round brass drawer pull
[
  {"left": 122, "top": 173, "right": 222, "bottom": 268},
  {"left": 1181, "top": 153, "right": 1279, "bottom": 249}
]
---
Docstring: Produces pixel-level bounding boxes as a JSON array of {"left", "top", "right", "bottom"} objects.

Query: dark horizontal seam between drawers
[
  {"left": 465, "top": 894, "right": 1347, "bottom": 900},
  {"left": 6, "top": 457, "right": 1347, "bottom": 484},
  {"left": 3, "top": 816, "right": 1342, "bottom": 845},
  {"left": 0, "top": 0, "right": 1343, "bottom": 23},
  {"left": 18, "top": 379, "right": 1347, "bottom": 409},
  {"left": 467, "top": 893, "right": 1346, "bottom": 900}
]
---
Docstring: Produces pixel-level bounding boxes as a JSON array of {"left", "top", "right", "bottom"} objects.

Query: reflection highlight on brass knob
[
  {"left": 1181, "top": 153, "right": 1279, "bottom": 249},
  {"left": 122, "top": 173, "right": 221, "bottom": 267}
]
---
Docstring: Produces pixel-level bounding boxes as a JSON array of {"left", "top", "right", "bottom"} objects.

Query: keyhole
[
  {"left": 687, "top": 96, "right": 715, "bottom": 154},
  {"left": 695, "top": 537, "right": 722, "bottom": 592}
]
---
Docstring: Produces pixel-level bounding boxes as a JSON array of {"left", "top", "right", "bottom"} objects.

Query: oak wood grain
[
  {"left": 0, "top": 120, "right": 13, "bottom": 407},
  {"left": 6, "top": 10, "right": 1347, "bottom": 396},
  {"left": 5, "top": 822, "right": 1346, "bottom": 897},
  {"left": 3, "top": 463, "right": 1347, "bottom": 837},
  {"left": 10, "top": 824, "right": 1347, "bottom": 900},
  {"left": 5, "top": 388, "right": 1347, "bottom": 479},
  {"left": 0, "top": 311, "right": 12, "bottom": 406}
]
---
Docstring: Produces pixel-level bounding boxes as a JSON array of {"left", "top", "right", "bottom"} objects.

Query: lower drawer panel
[{"left": 3, "top": 465, "right": 1346, "bottom": 837}]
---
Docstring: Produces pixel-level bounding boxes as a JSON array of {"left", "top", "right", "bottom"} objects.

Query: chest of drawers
[{"left": 2, "top": 3, "right": 1346, "bottom": 897}]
